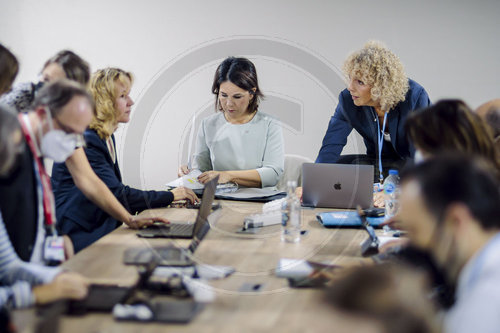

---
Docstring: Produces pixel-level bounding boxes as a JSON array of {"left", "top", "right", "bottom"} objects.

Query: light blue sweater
[{"left": 192, "top": 112, "right": 284, "bottom": 187}]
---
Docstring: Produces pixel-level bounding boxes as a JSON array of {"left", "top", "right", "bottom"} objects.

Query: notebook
[{"left": 302, "top": 163, "right": 373, "bottom": 209}]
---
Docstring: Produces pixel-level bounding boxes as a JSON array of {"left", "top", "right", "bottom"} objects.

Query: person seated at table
[
  {"left": 178, "top": 56, "right": 284, "bottom": 188},
  {"left": 0, "top": 104, "right": 88, "bottom": 309},
  {"left": 373, "top": 99, "right": 499, "bottom": 208},
  {"left": 315, "top": 41, "right": 431, "bottom": 182},
  {"left": 398, "top": 155, "right": 500, "bottom": 333},
  {"left": 0, "top": 80, "right": 95, "bottom": 263},
  {"left": 406, "top": 99, "right": 499, "bottom": 172},
  {"left": 324, "top": 263, "right": 440, "bottom": 333},
  {"left": 51, "top": 68, "right": 198, "bottom": 252},
  {"left": 0, "top": 45, "right": 164, "bottom": 248},
  {"left": 0, "top": 49, "right": 90, "bottom": 112}
]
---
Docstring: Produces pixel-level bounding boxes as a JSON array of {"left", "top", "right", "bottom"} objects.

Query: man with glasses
[
  {"left": 0, "top": 78, "right": 171, "bottom": 265},
  {"left": 397, "top": 155, "right": 500, "bottom": 333},
  {"left": 0, "top": 79, "right": 93, "bottom": 264}
]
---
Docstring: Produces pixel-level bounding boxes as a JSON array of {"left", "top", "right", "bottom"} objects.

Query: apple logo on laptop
[{"left": 334, "top": 182, "right": 342, "bottom": 190}]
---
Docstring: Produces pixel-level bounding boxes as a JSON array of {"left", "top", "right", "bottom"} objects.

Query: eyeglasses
[{"left": 51, "top": 115, "right": 86, "bottom": 148}]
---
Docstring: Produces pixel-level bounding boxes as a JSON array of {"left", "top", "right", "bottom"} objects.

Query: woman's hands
[
  {"left": 123, "top": 187, "right": 198, "bottom": 230},
  {"left": 125, "top": 214, "right": 169, "bottom": 229},
  {"left": 197, "top": 171, "right": 231, "bottom": 184},
  {"left": 171, "top": 186, "right": 199, "bottom": 203},
  {"left": 33, "top": 272, "right": 89, "bottom": 305},
  {"left": 178, "top": 165, "right": 190, "bottom": 177}
]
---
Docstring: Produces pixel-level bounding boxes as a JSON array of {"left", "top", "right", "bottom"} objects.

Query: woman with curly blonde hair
[
  {"left": 51, "top": 68, "right": 197, "bottom": 252},
  {"left": 316, "top": 41, "right": 431, "bottom": 182}
]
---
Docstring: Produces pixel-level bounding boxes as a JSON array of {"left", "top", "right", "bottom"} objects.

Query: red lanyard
[{"left": 18, "top": 114, "right": 56, "bottom": 227}]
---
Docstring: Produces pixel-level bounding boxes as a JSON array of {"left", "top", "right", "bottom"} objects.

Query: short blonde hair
[
  {"left": 343, "top": 41, "right": 409, "bottom": 112},
  {"left": 89, "top": 68, "right": 133, "bottom": 139}
]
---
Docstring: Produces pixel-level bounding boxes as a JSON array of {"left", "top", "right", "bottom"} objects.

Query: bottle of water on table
[
  {"left": 281, "top": 180, "right": 301, "bottom": 243},
  {"left": 383, "top": 169, "right": 400, "bottom": 220}
]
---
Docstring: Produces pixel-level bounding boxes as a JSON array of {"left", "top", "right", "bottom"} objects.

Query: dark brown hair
[
  {"left": 406, "top": 99, "right": 500, "bottom": 171},
  {"left": 43, "top": 50, "right": 90, "bottom": 86},
  {"left": 0, "top": 43, "right": 19, "bottom": 95},
  {"left": 32, "top": 79, "right": 94, "bottom": 117},
  {"left": 212, "top": 57, "right": 264, "bottom": 113},
  {"left": 0, "top": 104, "right": 21, "bottom": 176},
  {"left": 325, "top": 264, "right": 439, "bottom": 333},
  {"left": 401, "top": 154, "right": 500, "bottom": 230}
]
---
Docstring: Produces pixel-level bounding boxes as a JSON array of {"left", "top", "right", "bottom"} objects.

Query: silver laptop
[
  {"left": 302, "top": 163, "right": 373, "bottom": 209},
  {"left": 136, "top": 175, "right": 219, "bottom": 239}
]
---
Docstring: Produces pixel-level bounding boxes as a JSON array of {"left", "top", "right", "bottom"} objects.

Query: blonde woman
[
  {"left": 316, "top": 41, "right": 431, "bottom": 182},
  {"left": 51, "top": 68, "right": 197, "bottom": 252}
]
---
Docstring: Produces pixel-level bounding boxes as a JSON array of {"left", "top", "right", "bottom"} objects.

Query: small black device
[
  {"left": 357, "top": 206, "right": 380, "bottom": 257},
  {"left": 363, "top": 207, "right": 385, "bottom": 217}
]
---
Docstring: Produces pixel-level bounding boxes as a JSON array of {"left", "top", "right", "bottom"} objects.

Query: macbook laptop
[
  {"left": 124, "top": 207, "right": 221, "bottom": 267},
  {"left": 136, "top": 175, "right": 219, "bottom": 238},
  {"left": 302, "top": 163, "right": 373, "bottom": 209}
]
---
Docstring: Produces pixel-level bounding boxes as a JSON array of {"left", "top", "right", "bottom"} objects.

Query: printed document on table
[{"left": 166, "top": 170, "right": 204, "bottom": 190}]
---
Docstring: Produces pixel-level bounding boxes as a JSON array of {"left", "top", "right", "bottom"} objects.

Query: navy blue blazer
[
  {"left": 51, "top": 129, "right": 174, "bottom": 252},
  {"left": 315, "top": 79, "right": 431, "bottom": 163}
]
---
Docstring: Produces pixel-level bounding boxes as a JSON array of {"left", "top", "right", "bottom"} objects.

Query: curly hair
[
  {"left": 89, "top": 68, "right": 133, "bottom": 139},
  {"left": 406, "top": 99, "right": 500, "bottom": 173},
  {"left": 343, "top": 41, "right": 409, "bottom": 112}
]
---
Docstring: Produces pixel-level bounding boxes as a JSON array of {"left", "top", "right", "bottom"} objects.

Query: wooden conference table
[{"left": 14, "top": 200, "right": 374, "bottom": 333}]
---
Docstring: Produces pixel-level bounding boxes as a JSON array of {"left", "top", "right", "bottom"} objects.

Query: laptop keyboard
[{"left": 169, "top": 223, "right": 194, "bottom": 236}]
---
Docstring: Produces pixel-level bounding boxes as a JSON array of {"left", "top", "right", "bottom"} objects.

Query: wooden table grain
[{"left": 14, "top": 200, "right": 374, "bottom": 333}]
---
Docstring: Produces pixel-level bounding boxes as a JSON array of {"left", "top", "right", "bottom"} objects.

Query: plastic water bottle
[
  {"left": 383, "top": 169, "right": 400, "bottom": 219},
  {"left": 281, "top": 180, "right": 301, "bottom": 243}
]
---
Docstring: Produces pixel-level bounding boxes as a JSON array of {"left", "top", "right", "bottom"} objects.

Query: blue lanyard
[{"left": 376, "top": 112, "right": 388, "bottom": 183}]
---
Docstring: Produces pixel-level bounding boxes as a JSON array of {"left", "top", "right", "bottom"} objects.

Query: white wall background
[{"left": 1, "top": 0, "right": 499, "bottom": 190}]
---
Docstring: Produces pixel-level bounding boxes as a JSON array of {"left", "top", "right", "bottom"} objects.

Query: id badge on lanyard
[
  {"left": 44, "top": 235, "right": 65, "bottom": 263},
  {"left": 19, "top": 114, "right": 66, "bottom": 264}
]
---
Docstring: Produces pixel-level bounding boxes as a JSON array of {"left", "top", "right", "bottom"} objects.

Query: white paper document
[
  {"left": 275, "top": 258, "right": 314, "bottom": 279},
  {"left": 165, "top": 170, "right": 204, "bottom": 190}
]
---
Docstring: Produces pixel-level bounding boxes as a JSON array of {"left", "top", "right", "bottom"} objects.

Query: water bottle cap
[{"left": 388, "top": 169, "right": 399, "bottom": 176}]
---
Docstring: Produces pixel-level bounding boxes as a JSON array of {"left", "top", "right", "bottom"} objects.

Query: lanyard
[
  {"left": 375, "top": 112, "right": 388, "bottom": 183},
  {"left": 18, "top": 114, "right": 57, "bottom": 230}
]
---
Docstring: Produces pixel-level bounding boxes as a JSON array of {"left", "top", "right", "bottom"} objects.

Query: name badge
[{"left": 43, "top": 236, "right": 65, "bottom": 264}]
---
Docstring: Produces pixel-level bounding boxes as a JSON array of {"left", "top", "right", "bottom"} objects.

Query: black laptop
[{"left": 136, "top": 175, "right": 219, "bottom": 238}]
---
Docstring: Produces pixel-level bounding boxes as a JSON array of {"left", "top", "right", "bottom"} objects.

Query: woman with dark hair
[
  {"left": 405, "top": 99, "right": 499, "bottom": 172},
  {"left": 179, "top": 57, "right": 284, "bottom": 188},
  {"left": 0, "top": 43, "right": 19, "bottom": 95},
  {"left": 0, "top": 50, "right": 90, "bottom": 112}
]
